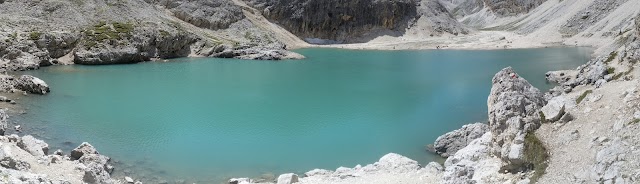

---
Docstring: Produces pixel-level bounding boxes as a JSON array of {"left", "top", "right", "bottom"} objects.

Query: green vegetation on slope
[
  {"left": 524, "top": 133, "right": 549, "bottom": 183},
  {"left": 82, "top": 22, "right": 134, "bottom": 48},
  {"left": 576, "top": 90, "right": 593, "bottom": 104}
]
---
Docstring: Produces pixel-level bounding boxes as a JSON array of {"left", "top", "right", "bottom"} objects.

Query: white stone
[
  {"left": 277, "top": 173, "right": 299, "bottom": 184},
  {"left": 124, "top": 176, "right": 134, "bottom": 183}
]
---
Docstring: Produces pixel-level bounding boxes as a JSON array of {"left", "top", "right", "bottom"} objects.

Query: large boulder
[
  {"left": 487, "top": 67, "right": 545, "bottom": 171},
  {"left": 74, "top": 46, "right": 145, "bottom": 65},
  {"left": 70, "top": 142, "right": 99, "bottom": 160},
  {"left": 377, "top": 153, "right": 420, "bottom": 171},
  {"left": 73, "top": 23, "right": 197, "bottom": 65},
  {"left": 16, "top": 135, "right": 49, "bottom": 157},
  {"left": 431, "top": 123, "right": 489, "bottom": 157},
  {"left": 540, "top": 97, "right": 566, "bottom": 122},
  {"left": 276, "top": 173, "right": 299, "bottom": 184},
  {"left": 79, "top": 153, "right": 115, "bottom": 183},
  {"left": 0, "top": 144, "right": 31, "bottom": 171},
  {"left": 442, "top": 132, "right": 497, "bottom": 184},
  {"left": 14, "top": 75, "right": 50, "bottom": 95}
]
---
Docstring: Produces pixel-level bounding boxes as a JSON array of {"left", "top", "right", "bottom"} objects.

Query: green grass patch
[
  {"left": 159, "top": 30, "right": 170, "bottom": 37},
  {"left": 628, "top": 119, "right": 640, "bottom": 125},
  {"left": 29, "top": 31, "right": 42, "bottom": 40},
  {"left": 83, "top": 22, "right": 135, "bottom": 48},
  {"left": 605, "top": 51, "right": 618, "bottom": 63},
  {"left": 607, "top": 67, "right": 616, "bottom": 75},
  {"left": 576, "top": 90, "right": 593, "bottom": 104},
  {"left": 524, "top": 133, "right": 549, "bottom": 183},
  {"left": 611, "top": 67, "right": 633, "bottom": 80},
  {"left": 539, "top": 111, "right": 547, "bottom": 124}
]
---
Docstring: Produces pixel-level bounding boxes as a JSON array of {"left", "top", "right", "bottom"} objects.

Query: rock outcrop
[
  {"left": 487, "top": 67, "right": 546, "bottom": 171},
  {"left": 430, "top": 122, "right": 489, "bottom": 157},
  {"left": 16, "top": 135, "right": 49, "bottom": 157},
  {"left": 71, "top": 142, "right": 100, "bottom": 160},
  {"left": 0, "top": 74, "right": 50, "bottom": 95},
  {"left": 14, "top": 75, "right": 50, "bottom": 95},
  {"left": 73, "top": 22, "right": 198, "bottom": 65}
]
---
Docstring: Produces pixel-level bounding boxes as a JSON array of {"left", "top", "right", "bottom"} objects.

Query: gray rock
[
  {"left": 53, "top": 149, "right": 64, "bottom": 156},
  {"left": 304, "top": 169, "right": 332, "bottom": 177},
  {"left": 540, "top": 97, "right": 566, "bottom": 122},
  {"left": 0, "top": 109, "right": 8, "bottom": 136},
  {"left": 595, "top": 79, "right": 607, "bottom": 88},
  {"left": 276, "top": 173, "right": 298, "bottom": 184},
  {"left": 125, "top": 176, "right": 134, "bottom": 183},
  {"left": 487, "top": 67, "right": 545, "bottom": 171},
  {"left": 16, "top": 135, "right": 49, "bottom": 157},
  {"left": 545, "top": 70, "right": 574, "bottom": 83},
  {"left": 71, "top": 142, "right": 99, "bottom": 160},
  {"left": 376, "top": 153, "right": 420, "bottom": 171},
  {"left": 73, "top": 23, "right": 197, "bottom": 65},
  {"left": 14, "top": 75, "right": 50, "bottom": 95},
  {"left": 432, "top": 123, "right": 489, "bottom": 157},
  {"left": 559, "top": 112, "right": 574, "bottom": 123},
  {"left": 442, "top": 132, "right": 493, "bottom": 184},
  {"left": 81, "top": 154, "right": 115, "bottom": 184},
  {"left": 425, "top": 162, "right": 444, "bottom": 172},
  {"left": 0, "top": 144, "right": 31, "bottom": 171},
  {"left": 228, "top": 178, "right": 252, "bottom": 184}
]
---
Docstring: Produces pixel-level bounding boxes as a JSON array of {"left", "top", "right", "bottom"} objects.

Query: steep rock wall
[{"left": 246, "top": 0, "right": 419, "bottom": 43}]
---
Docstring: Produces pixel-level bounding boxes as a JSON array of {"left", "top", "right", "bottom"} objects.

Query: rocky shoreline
[
  {"left": 0, "top": 0, "right": 639, "bottom": 183},
  {"left": 0, "top": 112, "right": 124, "bottom": 183}
]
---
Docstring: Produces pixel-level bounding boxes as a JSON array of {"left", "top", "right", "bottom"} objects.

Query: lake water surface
[{"left": 17, "top": 48, "right": 591, "bottom": 183}]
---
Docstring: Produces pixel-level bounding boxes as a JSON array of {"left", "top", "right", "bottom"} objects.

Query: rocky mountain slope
[{"left": 0, "top": 0, "right": 305, "bottom": 70}]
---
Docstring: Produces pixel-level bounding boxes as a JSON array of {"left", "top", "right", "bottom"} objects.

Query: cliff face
[
  {"left": 483, "top": 0, "right": 547, "bottom": 16},
  {"left": 246, "top": 0, "right": 419, "bottom": 43}
]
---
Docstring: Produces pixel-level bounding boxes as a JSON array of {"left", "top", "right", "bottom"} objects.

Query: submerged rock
[{"left": 431, "top": 123, "right": 489, "bottom": 157}]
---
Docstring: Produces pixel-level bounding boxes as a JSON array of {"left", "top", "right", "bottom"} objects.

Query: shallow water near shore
[{"left": 16, "top": 48, "right": 591, "bottom": 183}]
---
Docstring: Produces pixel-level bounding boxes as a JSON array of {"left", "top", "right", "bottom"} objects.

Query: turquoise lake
[{"left": 17, "top": 48, "right": 591, "bottom": 183}]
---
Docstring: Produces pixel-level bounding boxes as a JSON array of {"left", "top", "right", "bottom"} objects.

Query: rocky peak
[{"left": 487, "top": 67, "right": 546, "bottom": 171}]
